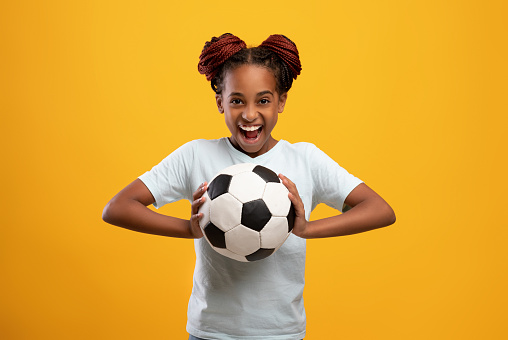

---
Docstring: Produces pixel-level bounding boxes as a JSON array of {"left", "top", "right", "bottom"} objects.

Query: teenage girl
[{"left": 103, "top": 33, "right": 396, "bottom": 340}]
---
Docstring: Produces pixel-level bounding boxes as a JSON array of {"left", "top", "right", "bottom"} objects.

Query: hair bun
[
  {"left": 259, "top": 34, "right": 302, "bottom": 80},
  {"left": 198, "top": 33, "right": 247, "bottom": 81}
]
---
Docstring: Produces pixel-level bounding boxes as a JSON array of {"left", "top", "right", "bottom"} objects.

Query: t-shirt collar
[{"left": 223, "top": 137, "right": 285, "bottom": 163}]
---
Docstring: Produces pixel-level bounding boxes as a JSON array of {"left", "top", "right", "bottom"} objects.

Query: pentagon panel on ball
[{"left": 198, "top": 163, "right": 296, "bottom": 262}]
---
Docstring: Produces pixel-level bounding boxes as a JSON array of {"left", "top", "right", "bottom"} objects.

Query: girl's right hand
[{"left": 189, "top": 182, "right": 207, "bottom": 239}]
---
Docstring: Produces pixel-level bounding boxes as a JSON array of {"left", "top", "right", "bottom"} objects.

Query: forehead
[{"left": 223, "top": 65, "right": 277, "bottom": 95}]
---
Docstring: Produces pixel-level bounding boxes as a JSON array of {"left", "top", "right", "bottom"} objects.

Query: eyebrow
[{"left": 227, "top": 90, "right": 274, "bottom": 98}]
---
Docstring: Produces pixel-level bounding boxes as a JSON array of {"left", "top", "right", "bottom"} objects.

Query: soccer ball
[{"left": 198, "top": 163, "right": 295, "bottom": 262}]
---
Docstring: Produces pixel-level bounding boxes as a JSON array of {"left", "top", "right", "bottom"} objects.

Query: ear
[
  {"left": 278, "top": 92, "right": 288, "bottom": 113},
  {"left": 215, "top": 94, "right": 224, "bottom": 114}
]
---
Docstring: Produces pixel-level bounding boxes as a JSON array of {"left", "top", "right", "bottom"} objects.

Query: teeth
[{"left": 239, "top": 125, "right": 261, "bottom": 131}]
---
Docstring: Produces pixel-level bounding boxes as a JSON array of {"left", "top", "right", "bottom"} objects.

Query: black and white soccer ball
[{"left": 198, "top": 163, "right": 295, "bottom": 262}]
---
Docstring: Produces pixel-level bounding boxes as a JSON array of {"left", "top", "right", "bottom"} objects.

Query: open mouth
[{"left": 239, "top": 125, "right": 262, "bottom": 140}]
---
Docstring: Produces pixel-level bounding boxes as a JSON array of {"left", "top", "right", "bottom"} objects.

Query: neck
[{"left": 229, "top": 136, "right": 279, "bottom": 158}]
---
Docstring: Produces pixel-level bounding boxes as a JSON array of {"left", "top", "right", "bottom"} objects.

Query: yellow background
[{"left": 1, "top": 0, "right": 507, "bottom": 339}]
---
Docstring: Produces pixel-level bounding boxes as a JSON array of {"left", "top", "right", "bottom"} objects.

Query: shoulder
[
  {"left": 279, "top": 141, "right": 349, "bottom": 176},
  {"left": 177, "top": 138, "right": 223, "bottom": 148},
  {"left": 170, "top": 138, "right": 228, "bottom": 155},
  {"left": 186, "top": 138, "right": 229, "bottom": 149},
  {"left": 279, "top": 140, "right": 327, "bottom": 159},
  {"left": 280, "top": 140, "right": 315, "bottom": 151},
  {"left": 189, "top": 138, "right": 231, "bottom": 157}
]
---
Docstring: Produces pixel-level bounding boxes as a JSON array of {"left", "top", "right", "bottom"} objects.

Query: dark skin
[
  {"left": 102, "top": 178, "right": 204, "bottom": 239},
  {"left": 102, "top": 178, "right": 395, "bottom": 239},
  {"left": 280, "top": 175, "right": 396, "bottom": 238},
  {"left": 103, "top": 65, "right": 395, "bottom": 238}
]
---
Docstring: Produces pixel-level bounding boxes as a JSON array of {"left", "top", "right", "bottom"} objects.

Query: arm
[
  {"left": 102, "top": 179, "right": 205, "bottom": 239},
  {"left": 279, "top": 175, "right": 395, "bottom": 239}
]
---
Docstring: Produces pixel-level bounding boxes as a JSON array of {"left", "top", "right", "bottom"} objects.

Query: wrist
[
  {"left": 292, "top": 220, "right": 310, "bottom": 239},
  {"left": 189, "top": 219, "right": 204, "bottom": 239}
]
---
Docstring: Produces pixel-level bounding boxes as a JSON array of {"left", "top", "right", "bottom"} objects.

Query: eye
[
  {"left": 230, "top": 99, "right": 243, "bottom": 105},
  {"left": 259, "top": 98, "right": 270, "bottom": 105}
]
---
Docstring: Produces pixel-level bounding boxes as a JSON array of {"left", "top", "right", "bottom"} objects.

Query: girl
[{"left": 103, "top": 33, "right": 396, "bottom": 340}]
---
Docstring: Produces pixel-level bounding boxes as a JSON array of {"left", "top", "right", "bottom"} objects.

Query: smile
[{"left": 239, "top": 125, "right": 263, "bottom": 140}]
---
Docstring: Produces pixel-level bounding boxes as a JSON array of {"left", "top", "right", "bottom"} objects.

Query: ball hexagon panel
[
  {"left": 252, "top": 165, "right": 280, "bottom": 183},
  {"left": 272, "top": 233, "right": 292, "bottom": 254},
  {"left": 225, "top": 225, "right": 261, "bottom": 256},
  {"left": 241, "top": 199, "right": 272, "bottom": 232},
  {"left": 228, "top": 171, "right": 266, "bottom": 203},
  {"left": 263, "top": 182, "right": 291, "bottom": 217},
  {"left": 259, "top": 217, "right": 289, "bottom": 248},
  {"left": 204, "top": 222, "right": 226, "bottom": 249},
  {"left": 207, "top": 174, "right": 232, "bottom": 200},
  {"left": 209, "top": 193, "right": 242, "bottom": 232}
]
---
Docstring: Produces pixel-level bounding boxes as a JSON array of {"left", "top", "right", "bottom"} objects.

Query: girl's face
[{"left": 216, "top": 64, "right": 287, "bottom": 158}]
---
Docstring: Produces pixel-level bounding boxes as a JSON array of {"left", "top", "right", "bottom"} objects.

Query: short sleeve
[
  {"left": 138, "top": 141, "right": 196, "bottom": 208},
  {"left": 308, "top": 145, "right": 363, "bottom": 212}
]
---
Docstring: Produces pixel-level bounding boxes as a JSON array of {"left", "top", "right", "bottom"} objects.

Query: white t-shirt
[{"left": 139, "top": 138, "right": 363, "bottom": 340}]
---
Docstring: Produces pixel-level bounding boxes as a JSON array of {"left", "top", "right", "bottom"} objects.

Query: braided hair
[{"left": 198, "top": 33, "right": 302, "bottom": 95}]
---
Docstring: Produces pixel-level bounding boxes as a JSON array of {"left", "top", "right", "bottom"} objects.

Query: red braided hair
[
  {"left": 198, "top": 33, "right": 302, "bottom": 94},
  {"left": 259, "top": 34, "right": 301, "bottom": 80},
  {"left": 198, "top": 33, "right": 246, "bottom": 81}
]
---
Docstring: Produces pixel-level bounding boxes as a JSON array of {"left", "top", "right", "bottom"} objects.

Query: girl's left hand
[
  {"left": 279, "top": 174, "right": 308, "bottom": 238},
  {"left": 189, "top": 182, "right": 207, "bottom": 239}
]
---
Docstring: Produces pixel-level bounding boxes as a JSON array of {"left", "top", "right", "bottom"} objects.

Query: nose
[{"left": 241, "top": 104, "right": 258, "bottom": 122}]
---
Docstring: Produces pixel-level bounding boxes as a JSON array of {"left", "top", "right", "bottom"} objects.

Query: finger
[
  {"left": 279, "top": 174, "right": 299, "bottom": 196},
  {"left": 191, "top": 196, "right": 206, "bottom": 215},
  {"left": 190, "top": 211, "right": 204, "bottom": 223},
  {"left": 280, "top": 174, "right": 305, "bottom": 214},
  {"left": 192, "top": 182, "right": 207, "bottom": 201},
  {"left": 192, "top": 182, "right": 207, "bottom": 200},
  {"left": 288, "top": 191, "right": 305, "bottom": 214}
]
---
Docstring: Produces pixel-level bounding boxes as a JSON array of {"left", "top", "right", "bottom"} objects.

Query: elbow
[
  {"left": 102, "top": 203, "right": 112, "bottom": 224},
  {"left": 102, "top": 199, "right": 119, "bottom": 225},
  {"left": 388, "top": 211, "right": 396, "bottom": 226},
  {"left": 384, "top": 204, "right": 396, "bottom": 227},
  {"left": 372, "top": 199, "right": 396, "bottom": 229}
]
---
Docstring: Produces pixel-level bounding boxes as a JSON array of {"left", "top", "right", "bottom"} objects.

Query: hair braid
[
  {"left": 259, "top": 34, "right": 302, "bottom": 80},
  {"left": 198, "top": 33, "right": 246, "bottom": 82},
  {"left": 198, "top": 33, "right": 302, "bottom": 95}
]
